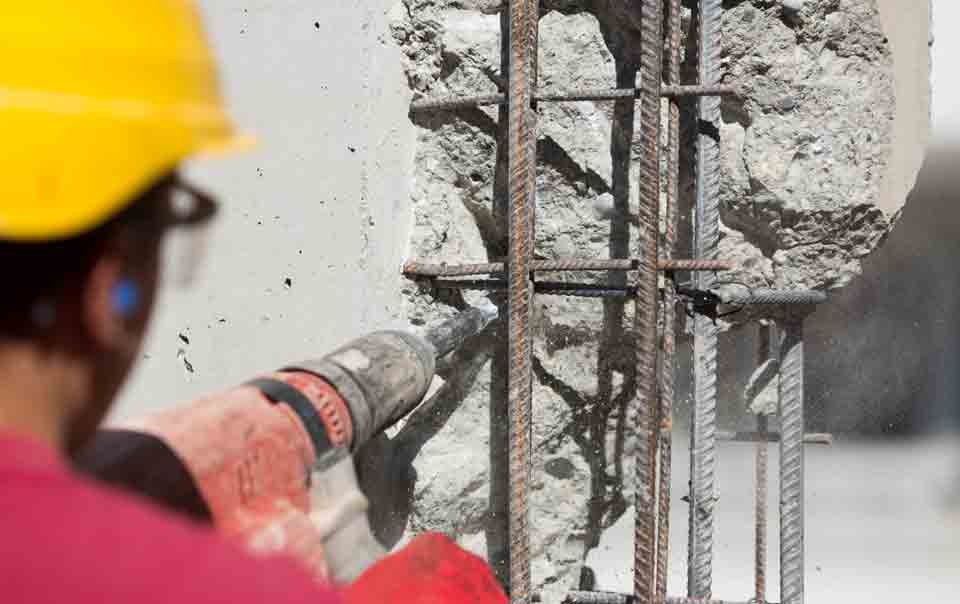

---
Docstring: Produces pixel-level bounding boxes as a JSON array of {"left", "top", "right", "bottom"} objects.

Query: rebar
[
  {"left": 560, "top": 592, "right": 766, "bottom": 604},
  {"left": 755, "top": 415, "right": 769, "bottom": 604},
  {"left": 661, "top": 260, "right": 733, "bottom": 272},
  {"left": 716, "top": 431, "right": 831, "bottom": 445},
  {"left": 656, "top": 0, "right": 682, "bottom": 601},
  {"left": 429, "top": 279, "right": 638, "bottom": 298},
  {"left": 402, "top": 258, "right": 734, "bottom": 277},
  {"left": 718, "top": 290, "right": 826, "bottom": 306},
  {"left": 777, "top": 319, "right": 805, "bottom": 604},
  {"left": 688, "top": 0, "right": 723, "bottom": 598},
  {"left": 506, "top": 1, "right": 538, "bottom": 601},
  {"left": 753, "top": 325, "right": 772, "bottom": 604},
  {"left": 661, "top": 85, "right": 737, "bottom": 97},
  {"left": 407, "top": 1, "right": 828, "bottom": 600},
  {"left": 634, "top": 1, "right": 663, "bottom": 602},
  {"left": 408, "top": 85, "right": 737, "bottom": 112},
  {"left": 563, "top": 592, "right": 630, "bottom": 604},
  {"left": 409, "top": 93, "right": 505, "bottom": 112},
  {"left": 536, "top": 84, "right": 737, "bottom": 102}
]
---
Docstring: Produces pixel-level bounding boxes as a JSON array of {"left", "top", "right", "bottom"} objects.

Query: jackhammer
[{"left": 75, "top": 305, "right": 498, "bottom": 584}]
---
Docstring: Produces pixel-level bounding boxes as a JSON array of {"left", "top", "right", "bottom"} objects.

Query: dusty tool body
[{"left": 78, "top": 306, "right": 496, "bottom": 584}]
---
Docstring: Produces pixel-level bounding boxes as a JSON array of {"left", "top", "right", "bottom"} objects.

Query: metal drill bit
[{"left": 422, "top": 303, "right": 499, "bottom": 360}]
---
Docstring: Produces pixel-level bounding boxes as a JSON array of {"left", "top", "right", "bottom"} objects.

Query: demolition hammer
[{"left": 75, "top": 305, "right": 498, "bottom": 584}]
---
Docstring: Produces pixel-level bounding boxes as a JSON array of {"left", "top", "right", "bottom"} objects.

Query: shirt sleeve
[{"left": 0, "top": 465, "right": 344, "bottom": 604}]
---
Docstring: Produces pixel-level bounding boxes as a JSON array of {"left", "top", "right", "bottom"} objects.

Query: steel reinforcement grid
[{"left": 402, "top": 2, "right": 831, "bottom": 604}]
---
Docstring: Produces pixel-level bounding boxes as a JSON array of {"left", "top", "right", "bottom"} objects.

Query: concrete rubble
[{"left": 380, "top": 0, "right": 916, "bottom": 598}]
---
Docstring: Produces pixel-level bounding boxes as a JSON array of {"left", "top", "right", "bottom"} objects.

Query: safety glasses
[
  {"left": 154, "top": 178, "right": 219, "bottom": 287},
  {"left": 161, "top": 179, "right": 219, "bottom": 230}
]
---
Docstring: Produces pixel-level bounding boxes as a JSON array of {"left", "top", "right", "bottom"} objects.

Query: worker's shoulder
[{"left": 0, "top": 465, "right": 338, "bottom": 604}]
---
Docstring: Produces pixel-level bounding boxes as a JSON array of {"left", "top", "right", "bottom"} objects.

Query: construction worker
[{"left": 0, "top": 2, "right": 505, "bottom": 602}]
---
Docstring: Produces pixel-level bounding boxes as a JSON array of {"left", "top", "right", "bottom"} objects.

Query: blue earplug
[{"left": 111, "top": 279, "right": 140, "bottom": 317}]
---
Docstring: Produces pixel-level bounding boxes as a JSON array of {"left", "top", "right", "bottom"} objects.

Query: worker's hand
[{"left": 345, "top": 533, "right": 507, "bottom": 604}]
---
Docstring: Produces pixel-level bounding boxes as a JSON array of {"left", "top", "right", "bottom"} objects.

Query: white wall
[
  {"left": 114, "top": 1, "right": 415, "bottom": 416},
  {"left": 876, "top": 0, "right": 931, "bottom": 213},
  {"left": 933, "top": 0, "right": 960, "bottom": 142}
]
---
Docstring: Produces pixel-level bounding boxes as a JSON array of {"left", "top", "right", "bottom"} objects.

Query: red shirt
[{"left": 0, "top": 433, "right": 341, "bottom": 604}]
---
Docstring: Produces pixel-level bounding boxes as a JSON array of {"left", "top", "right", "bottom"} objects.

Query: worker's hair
[{"left": 0, "top": 177, "right": 173, "bottom": 339}]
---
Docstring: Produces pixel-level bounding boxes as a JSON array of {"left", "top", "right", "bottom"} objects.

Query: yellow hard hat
[{"left": 0, "top": 1, "right": 252, "bottom": 242}]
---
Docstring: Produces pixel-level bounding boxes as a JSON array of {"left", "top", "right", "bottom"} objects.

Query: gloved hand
[{"left": 345, "top": 533, "right": 507, "bottom": 604}]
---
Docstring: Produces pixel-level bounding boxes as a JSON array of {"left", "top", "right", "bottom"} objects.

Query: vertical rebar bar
[
  {"left": 488, "top": 5, "right": 513, "bottom": 589},
  {"left": 688, "top": 0, "right": 722, "bottom": 599},
  {"left": 506, "top": 1, "right": 538, "bottom": 602},
  {"left": 754, "top": 413, "right": 769, "bottom": 604},
  {"left": 754, "top": 325, "right": 773, "bottom": 604},
  {"left": 635, "top": 1, "right": 663, "bottom": 603},
  {"left": 657, "top": 0, "right": 682, "bottom": 600},
  {"left": 778, "top": 319, "right": 805, "bottom": 604}
]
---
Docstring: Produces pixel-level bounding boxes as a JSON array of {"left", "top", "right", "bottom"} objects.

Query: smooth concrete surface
[
  {"left": 114, "top": 1, "right": 415, "bottom": 416},
  {"left": 931, "top": 0, "right": 960, "bottom": 141},
  {"left": 876, "top": 0, "right": 931, "bottom": 214}
]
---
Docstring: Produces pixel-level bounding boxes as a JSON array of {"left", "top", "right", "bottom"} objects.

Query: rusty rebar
[
  {"left": 656, "top": 0, "right": 683, "bottom": 601},
  {"left": 409, "top": 93, "right": 505, "bottom": 112},
  {"left": 506, "top": 0, "right": 537, "bottom": 601},
  {"left": 429, "top": 278, "right": 638, "bottom": 298},
  {"left": 661, "top": 84, "right": 737, "bottom": 97},
  {"left": 402, "top": 258, "right": 734, "bottom": 277},
  {"left": 778, "top": 319, "right": 805, "bottom": 604},
  {"left": 688, "top": 0, "right": 723, "bottom": 598},
  {"left": 634, "top": 1, "right": 663, "bottom": 602},
  {"left": 660, "top": 260, "right": 732, "bottom": 272},
  {"left": 408, "top": 85, "right": 737, "bottom": 113}
]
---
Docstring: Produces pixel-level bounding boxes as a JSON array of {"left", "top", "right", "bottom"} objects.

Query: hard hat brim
[
  {"left": 0, "top": 120, "right": 255, "bottom": 243},
  {"left": 195, "top": 132, "right": 257, "bottom": 157}
]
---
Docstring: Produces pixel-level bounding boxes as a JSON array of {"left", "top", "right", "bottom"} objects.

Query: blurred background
[{"left": 807, "top": 1, "right": 960, "bottom": 436}]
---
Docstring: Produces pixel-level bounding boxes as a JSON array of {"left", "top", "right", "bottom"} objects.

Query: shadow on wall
[{"left": 806, "top": 143, "right": 960, "bottom": 435}]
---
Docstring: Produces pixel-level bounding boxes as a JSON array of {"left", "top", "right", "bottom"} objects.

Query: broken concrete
[{"left": 390, "top": 0, "right": 929, "bottom": 597}]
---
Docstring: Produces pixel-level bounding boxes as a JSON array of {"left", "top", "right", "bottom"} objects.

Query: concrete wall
[
  {"left": 114, "top": 0, "right": 938, "bottom": 435},
  {"left": 115, "top": 1, "right": 415, "bottom": 416},
  {"left": 875, "top": 0, "right": 931, "bottom": 214}
]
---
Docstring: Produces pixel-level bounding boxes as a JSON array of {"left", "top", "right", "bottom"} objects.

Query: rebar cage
[{"left": 403, "top": 2, "right": 828, "bottom": 604}]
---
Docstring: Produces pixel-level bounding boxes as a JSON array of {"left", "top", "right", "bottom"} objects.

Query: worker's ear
[{"left": 83, "top": 252, "right": 143, "bottom": 354}]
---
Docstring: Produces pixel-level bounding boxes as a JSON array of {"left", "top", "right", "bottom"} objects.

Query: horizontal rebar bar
[
  {"left": 557, "top": 592, "right": 766, "bottom": 604},
  {"left": 717, "top": 430, "right": 832, "bottom": 445},
  {"left": 409, "top": 85, "right": 737, "bottom": 112},
  {"left": 537, "top": 85, "right": 737, "bottom": 102},
  {"left": 430, "top": 278, "right": 637, "bottom": 298},
  {"left": 409, "top": 93, "right": 505, "bottom": 112},
  {"left": 718, "top": 289, "right": 826, "bottom": 306},
  {"left": 403, "top": 259, "right": 733, "bottom": 277}
]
